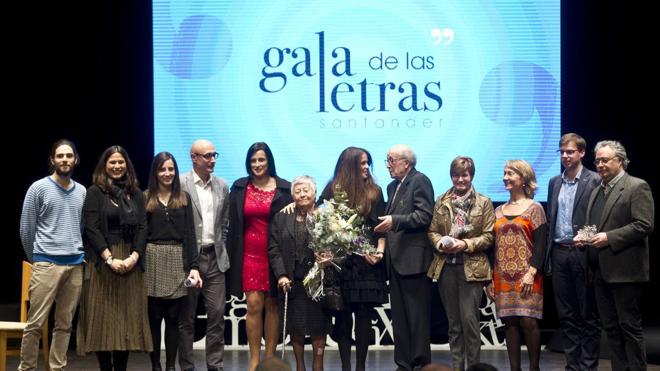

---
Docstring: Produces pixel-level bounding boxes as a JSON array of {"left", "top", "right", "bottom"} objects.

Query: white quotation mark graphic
[{"left": 431, "top": 28, "right": 455, "bottom": 46}]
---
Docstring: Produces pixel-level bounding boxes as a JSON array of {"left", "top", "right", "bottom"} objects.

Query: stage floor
[{"left": 7, "top": 349, "right": 660, "bottom": 370}]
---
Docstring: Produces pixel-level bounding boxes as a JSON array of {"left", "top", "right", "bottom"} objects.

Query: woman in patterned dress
[
  {"left": 228, "top": 142, "right": 292, "bottom": 371},
  {"left": 144, "top": 152, "right": 202, "bottom": 371},
  {"left": 487, "top": 160, "right": 546, "bottom": 371}
]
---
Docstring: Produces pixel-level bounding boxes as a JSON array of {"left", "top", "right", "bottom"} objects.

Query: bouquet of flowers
[{"left": 302, "top": 185, "right": 376, "bottom": 300}]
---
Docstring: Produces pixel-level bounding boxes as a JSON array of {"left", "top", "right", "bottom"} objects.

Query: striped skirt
[{"left": 77, "top": 240, "right": 153, "bottom": 353}]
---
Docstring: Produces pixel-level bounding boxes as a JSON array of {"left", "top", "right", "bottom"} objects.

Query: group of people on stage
[{"left": 18, "top": 133, "right": 654, "bottom": 371}]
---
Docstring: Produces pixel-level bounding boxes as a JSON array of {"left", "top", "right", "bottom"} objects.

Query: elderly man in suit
[
  {"left": 375, "top": 144, "right": 434, "bottom": 371},
  {"left": 584, "top": 140, "right": 654, "bottom": 371},
  {"left": 545, "top": 133, "right": 601, "bottom": 370},
  {"left": 178, "top": 139, "right": 230, "bottom": 371}
]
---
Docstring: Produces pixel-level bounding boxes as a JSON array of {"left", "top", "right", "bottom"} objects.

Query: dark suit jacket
[
  {"left": 227, "top": 176, "right": 292, "bottom": 297},
  {"left": 585, "top": 172, "right": 654, "bottom": 283},
  {"left": 544, "top": 167, "right": 600, "bottom": 275},
  {"left": 384, "top": 168, "right": 435, "bottom": 276},
  {"left": 268, "top": 212, "right": 315, "bottom": 298}
]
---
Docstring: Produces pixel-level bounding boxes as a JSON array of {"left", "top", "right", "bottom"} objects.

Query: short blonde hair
[{"left": 504, "top": 159, "right": 537, "bottom": 199}]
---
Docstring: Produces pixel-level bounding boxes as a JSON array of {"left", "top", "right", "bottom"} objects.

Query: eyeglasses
[
  {"left": 384, "top": 157, "right": 406, "bottom": 165},
  {"left": 194, "top": 152, "right": 219, "bottom": 160},
  {"left": 557, "top": 149, "right": 578, "bottom": 155},
  {"left": 593, "top": 157, "right": 616, "bottom": 165}
]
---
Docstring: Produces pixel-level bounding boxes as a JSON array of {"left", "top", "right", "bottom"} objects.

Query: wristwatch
[{"left": 105, "top": 256, "right": 113, "bottom": 265}]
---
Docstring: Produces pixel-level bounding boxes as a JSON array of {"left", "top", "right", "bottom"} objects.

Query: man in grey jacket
[
  {"left": 585, "top": 140, "right": 654, "bottom": 371},
  {"left": 178, "top": 139, "right": 230, "bottom": 371}
]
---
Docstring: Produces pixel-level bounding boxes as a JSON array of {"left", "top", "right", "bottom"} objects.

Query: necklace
[{"left": 508, "top": 200, "right": 522, "bottom": 205}]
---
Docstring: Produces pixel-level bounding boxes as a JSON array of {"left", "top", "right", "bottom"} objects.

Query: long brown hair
[
  {"left": 145, "top": 152, "right": 188, "bottom": 212},
  {"left": 92, "top": 145, "right": 140, "bottom": 195},
  {"left": 330, "top": 147, "right": 379, "bottom": 216}
]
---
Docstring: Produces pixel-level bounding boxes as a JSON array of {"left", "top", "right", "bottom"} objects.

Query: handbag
[{"left": 321, "top": 284, "right": 344, "bottom": 312}]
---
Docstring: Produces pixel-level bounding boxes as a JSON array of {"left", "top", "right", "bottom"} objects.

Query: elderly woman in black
[
  {"left": 144, "top": 152, "right": 202, "bottom": 371},
  {"left": 77, "top": 145, "right": 152, "bottom": 371},
  {"left": 269, "top": 175, "right": 331, "bottom": 371}
]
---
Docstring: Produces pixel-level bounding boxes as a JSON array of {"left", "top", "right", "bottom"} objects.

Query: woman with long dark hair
[
  {"left": 228, "top": 142, "right": 292, "bottom": 371},
  {"left": 77, "top": 145, "right": 152, "bottom": 371},
  {"left": 324, "top": 147, "right": 387, "bottom": 371},
  {"left": 144, "top": 152, "right": 202, "bottom": 371}
]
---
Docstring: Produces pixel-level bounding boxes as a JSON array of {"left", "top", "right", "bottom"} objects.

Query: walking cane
[{"left": 281, "top": 288, "right": 289, "bottom": 359}]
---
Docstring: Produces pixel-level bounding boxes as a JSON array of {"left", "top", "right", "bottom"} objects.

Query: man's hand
[
  {"left": 590, "top": 232, "right": 609, "bottom": 248},
  {"left": 374, "top": 215, "right": 393, "bottom": 233}
]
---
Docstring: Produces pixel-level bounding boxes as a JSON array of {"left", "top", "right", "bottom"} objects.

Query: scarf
[
  {"left": 108, "top": 179, "right": 138, "bottom": 238},
  {"left": 449, "top": 187, "right": 474, "bottom": 238}
]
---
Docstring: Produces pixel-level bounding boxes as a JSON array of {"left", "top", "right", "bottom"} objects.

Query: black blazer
[
  {"left": 383, "top": 168, "right": 434, "bottom": 276},
  {"left": 544, "top": 167, "right": 600, "bottom": 275},
  {"left": 268, "top": 212, "right": 315, "bottom": 298},
  {"left": 83, "top": 185, "right": 147, "bottom": 270},
  {"left": 585, "top": 173, "right": 654, "bottom": 283},
  {"left": 227, "top": 176, "right": 293, "bottom": 297}
]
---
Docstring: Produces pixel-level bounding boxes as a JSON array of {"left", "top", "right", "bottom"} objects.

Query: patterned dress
[
  {"left": 493, "top": 201, "right": 546, "bottom": 319},
  {"left": 242, "top": 182, "right": 275, "bottom": 292}
]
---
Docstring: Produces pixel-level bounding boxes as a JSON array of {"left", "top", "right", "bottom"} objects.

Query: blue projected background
[{"left": 154, "top": 0, "right": 560, "bottom": 202}]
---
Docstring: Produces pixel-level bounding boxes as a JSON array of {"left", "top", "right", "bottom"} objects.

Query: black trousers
[
  {"left": 593, "top": 267, "right": 646, "bottom": 371},
  {"left": 551, "top": 245, "right": 601, "bottom": 371},
  {"left": 148, "top": 296, "right": 184, "bottom": 369},
  {"left": 389, "top": 271, "right": 431, "bottom": 371}
]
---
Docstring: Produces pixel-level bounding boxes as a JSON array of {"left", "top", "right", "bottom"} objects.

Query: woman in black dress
[{"left": 322, "top": 147, "right": 387, "bottom": 371}]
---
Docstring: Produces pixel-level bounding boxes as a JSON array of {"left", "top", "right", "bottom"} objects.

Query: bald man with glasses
[{"left": 178, "top": 139, "right": 230, "bottom": 371}]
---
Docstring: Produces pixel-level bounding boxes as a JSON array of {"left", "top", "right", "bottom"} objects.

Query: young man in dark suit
[{"left": 545, "top": 133, "right": 601, "bottom": 371}]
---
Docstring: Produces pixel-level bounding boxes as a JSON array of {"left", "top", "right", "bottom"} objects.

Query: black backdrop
[{"left": 7, "top": 0, "right": 657, "bottom": 334}]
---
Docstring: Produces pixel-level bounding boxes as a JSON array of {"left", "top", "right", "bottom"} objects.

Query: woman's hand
[
  {"left": 120, "top": 253, "right": 138, "bottom": 273},
  {"left": 280, "top": 202, "right": 296, "bottom": 214},
  {"left": 520, "top": 266, "right": 536, "bottom": 298},
  {"left": 486, "top": 281, "right": 495, "bottom": 300},
  {"left": 110, "top": 259, "right": 126, "bottom": 274},
  {"left": 188, "top": 269, "right": 203, "bottom": 288},
  {"left": 278, "top": 276, "right": 292, "bottom": 292},
  {"left": 315, "top": 251, "right": 334, "bottom": 267},
  {"left": 364, "top": 251, "right": 384, "bottom": 265}
]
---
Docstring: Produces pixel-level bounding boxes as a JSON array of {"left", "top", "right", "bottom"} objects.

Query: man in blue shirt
[
  {"left": 545, "top": 133, "right": 601, "bottom": 371},
  {"left": 19, "top": 139, "right": 87, "bottom": 371}
]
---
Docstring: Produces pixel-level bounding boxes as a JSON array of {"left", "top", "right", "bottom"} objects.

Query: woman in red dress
[
  {"left": 228, "top": 142, "right": 292, "bottom": 371},
  {"left": 487, "top": 160, "right": 546, "bottom": 371}
]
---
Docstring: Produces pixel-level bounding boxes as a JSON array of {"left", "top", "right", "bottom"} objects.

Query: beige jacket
[{"left": 426, "top": 188, "right": 495, "bottom": 282}]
